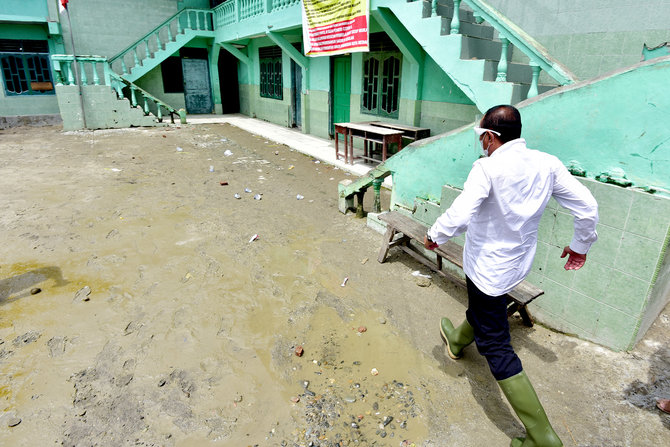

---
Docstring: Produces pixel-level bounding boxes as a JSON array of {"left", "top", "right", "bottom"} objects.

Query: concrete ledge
[{"left": 0, "top": 114, "right": 62, "bottom": 129}]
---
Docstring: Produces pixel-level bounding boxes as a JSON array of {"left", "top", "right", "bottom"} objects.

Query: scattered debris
[
  {"left": 411, "top": 271, "right": 431, "bottom": 278},
  {"left": 361, "top": 257, "right": 368, "bottom": 265},
  {"left": 249, "top": 234, "right": 259, "bottom": 243},
  {"left": 341, "top": 277, "right": 349, "bottom": 287},
  {"left": 295, "top": 346, "right": 304, "bottom": 357},
  {"left": 30, "top": 287, "right": 41, "bottom": 295},
  {"left": 291, "top": 396, "right": 300, "bottom": 403},
  {"left": 219, "top": 181, "right": 228, "bottom": 186},
  {"left": 223, "top": 149, "right": 233, "bottom": 156},
  {"left": 244, "top": 188, "right": 252, "bottom": 193},
  {"left": 176, "top": 147, "right": 183, "bottom": 152},
  {"left": 357, "top": 326, "right": 367, "bottom": 333},
  {"left": 254, "top": 194, "right": 262, "bottom": 200},
  {"left": 371, "top": 368, "right": 379, "bottom": 376},
  {"left": 296, "top": 194, "right": 304, "bottom": 200},
  {"left": 73, "top": 286, "right": 91, "bottom": 303},
  {"left": 234, "top": 193, "right": 241, "bottom": 199},
  {"left": 288, "top": 165, "right": 295, "bottom": 170},
  {"left": 209, "top": 165, "right": 215, "bottom": 172},
  {"left": 13, "top": 331, "right": 41, "bottom": 347},
  {"left": 7, "top": 417, "right": 21, "bottom": 427}
]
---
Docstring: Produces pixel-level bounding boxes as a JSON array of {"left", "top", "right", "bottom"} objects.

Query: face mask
[
  {"left": 473, "top": 127, "right": 500, "bottom": 157},
  {"left": 480, "top": 134, "right": 492, "bottom": 157}
]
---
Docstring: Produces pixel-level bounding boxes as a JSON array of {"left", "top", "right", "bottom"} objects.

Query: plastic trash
[
  {"left": 244, "top": 188, "right": 252, "bottom": 193},
  {"left": 254, "top": 194, "right": 262, "bottom": 200},
  {"left": 176, "top": 147, "right": 183, "bottom": 152},
  {"left": 234, "top": 193, "right": 241, "bottom": 199},
  {"left": 341, "top": 277, "right": 349, "bottom": 287},
  {"left": 249, "top": 234, "right": 259, "bottom": 243},
  {"left": 224, "top": 149, "right": 233, "bottom": 156},
  {"left": 296, "top": 194, "right": 304, "bottom": 200},
  {"left": 209, "top": 165, "right": 214, "bottom": 172},
  {"left": 220, "top": 138, "right": 228, "bottom": 143},
  {"left": 411, "top": 271, "right": 431, "bottom": 279}
]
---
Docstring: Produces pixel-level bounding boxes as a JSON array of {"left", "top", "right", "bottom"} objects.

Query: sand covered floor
[{"left": 0, "top": 123, "right": 668, "bottom": 446}]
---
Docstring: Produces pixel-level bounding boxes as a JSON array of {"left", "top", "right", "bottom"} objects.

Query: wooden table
[
  {"left": 334, "top": 122, "right": 403, "bottom": 164},
  {"left": 367, "top": 121, "right": 430, "bottom": 142}
]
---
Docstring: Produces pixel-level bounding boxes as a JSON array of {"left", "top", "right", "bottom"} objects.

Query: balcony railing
[{"left": 212, "top": 0, "right": 301, "bottom": 27}]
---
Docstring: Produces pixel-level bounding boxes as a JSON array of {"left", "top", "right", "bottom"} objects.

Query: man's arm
[
  {"left": 425, "top": 162, "right": 491, "bottom": 250},
  {"left": 552, "top": 163, "right": 599, "bottom": 270}
]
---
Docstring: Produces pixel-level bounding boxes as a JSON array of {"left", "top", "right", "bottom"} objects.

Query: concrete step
[
  {"left": 418, "top": 0, "right": 478, "bottom": 24},
  {"left": 459, "top": 35, "right": 502, "bottom": 61},
  {"left": 440, "top": 16, "right": 494, "bottom": 39}
]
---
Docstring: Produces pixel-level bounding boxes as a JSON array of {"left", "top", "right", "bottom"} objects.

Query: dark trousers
[{"left": 465, "top": 276, "right": 523, "bottom": 381}]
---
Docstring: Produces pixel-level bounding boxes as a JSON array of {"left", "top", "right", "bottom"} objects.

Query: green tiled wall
[{"left": 430, "top": 179, "right": 670, "bottom": 351}]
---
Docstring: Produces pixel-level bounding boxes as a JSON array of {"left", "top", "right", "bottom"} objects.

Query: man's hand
[
  {"left": 561, "top": 246, "right": 587, "bottom": 270},
  {"left": 424, "top": 235, "right": 438, "bottom": 251}
]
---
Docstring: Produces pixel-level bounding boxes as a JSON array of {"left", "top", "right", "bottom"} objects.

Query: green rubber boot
[
  {"left": 439, "top": 317, "right": 474, "bottom": 359},
  {"left": 498, "top": 371, "right": 563, "bottom": 447}
]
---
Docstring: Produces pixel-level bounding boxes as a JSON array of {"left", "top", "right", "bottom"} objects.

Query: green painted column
[{"left": 209, "top": 43, "right": 223, "bottom": 114}]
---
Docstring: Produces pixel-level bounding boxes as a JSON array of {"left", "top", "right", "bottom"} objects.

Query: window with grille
[
  {"left": 0, "top": 39, "right": 54, "bottom": 96},
  {"left": 361, "top": 52, "right": 401, "bottom": 118},
  {"left": 259, "top": 46, "right": 282, "bottom": 100}
]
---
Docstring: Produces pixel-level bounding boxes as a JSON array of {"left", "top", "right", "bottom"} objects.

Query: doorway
[
  {"left": 291, "top": 60, "right": 302, "bottom": 128},
  {"left": 218, "top": 50, "right": 240, "bottom": 114},
  {"left": 331, "top": 55, "right": 351, "bottom": 136}
]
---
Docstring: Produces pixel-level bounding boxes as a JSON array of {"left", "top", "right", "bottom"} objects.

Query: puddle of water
[{"left": 268, "top": 305, "right": 430, "bottom": 445}]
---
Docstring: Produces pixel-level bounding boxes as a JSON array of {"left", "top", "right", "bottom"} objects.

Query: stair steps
[{"left": 385, "top": 0, "right": 565, "bottom": 111}]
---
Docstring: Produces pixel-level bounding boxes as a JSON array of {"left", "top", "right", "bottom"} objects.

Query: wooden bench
[{"left": 377, "top": 211, "right": 543, "bottom": 327}]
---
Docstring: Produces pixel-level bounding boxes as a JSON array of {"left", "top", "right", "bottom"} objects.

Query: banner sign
[{"left": 302, "top": 0, "right": 369, "bottom": 57}]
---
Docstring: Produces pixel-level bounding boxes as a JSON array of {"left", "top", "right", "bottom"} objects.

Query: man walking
[{"left": 424, "top": 105, "right": 598, "bottom": 446}]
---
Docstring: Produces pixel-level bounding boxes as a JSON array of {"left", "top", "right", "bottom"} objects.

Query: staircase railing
[
  {"left": 108, "top": 72, "right": 186, "bottom": 124},
  {"left": 51, "top": 54, "right": 186, "bottom": 124},
  {"left": 432, "top": 0, "right": 577, "bottom": 97},
  {"left": 108, "top": 8, "right": 214, "bottom": 76},
  {"left": 212, "top": 0, "right": 301, "bottom": 27}
]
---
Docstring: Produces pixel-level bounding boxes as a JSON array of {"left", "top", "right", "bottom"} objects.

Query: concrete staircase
[
  {"left": 382, "top": 0, "right": 572, "bottom": 112},
  {"left": 108, "top": 9, "right": 215, "bottom": 83}
]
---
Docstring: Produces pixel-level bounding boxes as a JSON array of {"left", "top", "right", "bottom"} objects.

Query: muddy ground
[{"left": 0, "top": 123, "right": 668, "bottom": 447}]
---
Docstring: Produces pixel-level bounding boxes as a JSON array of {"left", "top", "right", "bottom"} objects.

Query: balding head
[{"left": 481, "top": 105, "right": 522, "bottom": 144}]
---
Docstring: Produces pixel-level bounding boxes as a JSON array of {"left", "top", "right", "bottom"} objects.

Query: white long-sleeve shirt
[{"left": 427, "top": 138, "right": 599, "bottom": 297}]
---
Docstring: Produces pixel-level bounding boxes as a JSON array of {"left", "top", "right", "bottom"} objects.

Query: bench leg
[
  {"left": 518, "top": 305, "right": 534, "bottom": 327},
  {"left": 378, "top": 227, "right": 397, "bottom": 263},
  {"left": 507, "top": 301, "right": 534, "bottom": 327}
]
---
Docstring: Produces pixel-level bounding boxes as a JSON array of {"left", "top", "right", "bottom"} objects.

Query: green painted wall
[
  {"left": 428, "top": 180, "right": 670, "bottom": 351},
  {"left": 0, "top": 23, "right": 61, "bottom": 117},
  {"left": 0, "top": 0, "right": 48, "bottom": 21},
  {"left": 382, "top": 56, "right": 670, "bottom": 350}
]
